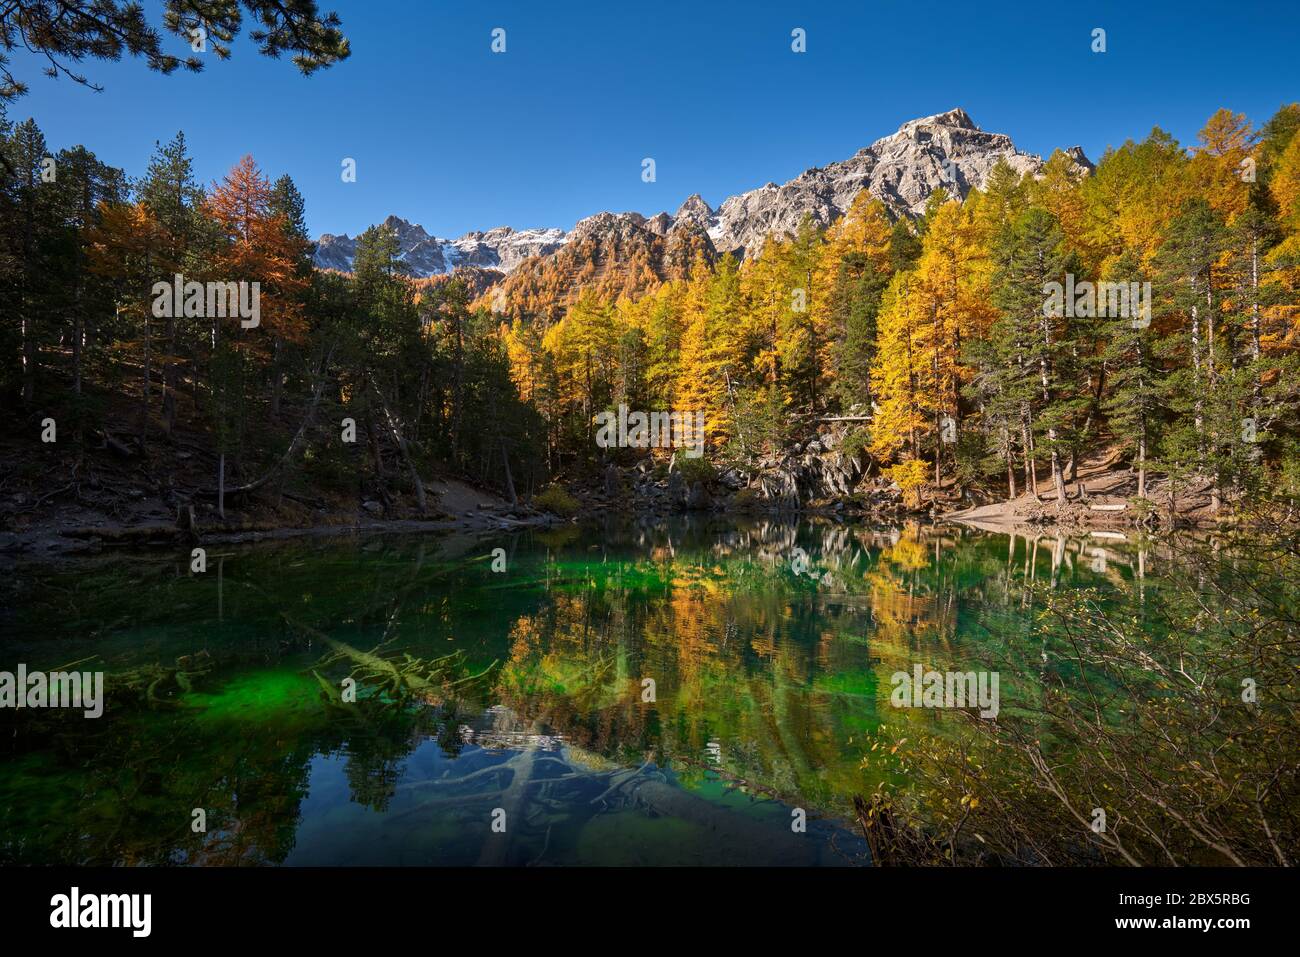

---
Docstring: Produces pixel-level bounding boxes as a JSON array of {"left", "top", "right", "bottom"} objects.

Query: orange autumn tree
[
  {"left": 202, "top": 155, "right": 310, "bottom": 514},
  {"left": 1266, "top": 133, "right": 1300, "bottom": 346},
  {"left": 86, "top": 200, "right": 176, "bottom": 441},
  {"left": 870, "top": 272, "right": 930, "bottom": 504},
  {"left": 1191, "top": 108, "right": 1258, "bottom": 222},
  {"left": 866, "top": 193, "right": 997, "bottom": 502},
  {"left": 205, "top": 155, "right": 309, "bottom": 357},
  {"left": 675, "top": 257, "right": 743, "bottom": 444}
]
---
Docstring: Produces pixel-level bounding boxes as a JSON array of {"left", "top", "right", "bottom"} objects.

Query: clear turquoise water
[{"left": 0, "top": 516, "right": 1156, "bottom": 865}]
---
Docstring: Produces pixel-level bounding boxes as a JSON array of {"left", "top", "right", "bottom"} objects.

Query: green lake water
[{"left": 0, "top": 516, "right": 1207, "bottom": 865}]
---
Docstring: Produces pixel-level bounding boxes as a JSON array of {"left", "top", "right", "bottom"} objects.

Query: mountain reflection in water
[{"left": 0, "top": 516, "right": 1195, "bottom": 865}]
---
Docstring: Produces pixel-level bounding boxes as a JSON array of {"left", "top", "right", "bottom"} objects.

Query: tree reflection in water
[{"left": 1, "top": 516, "right": 1292, "bottom": 865}]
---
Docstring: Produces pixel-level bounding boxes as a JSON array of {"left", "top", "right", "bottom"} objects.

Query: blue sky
[{"left": 9, "top": 0, "right": 1299, "bottom": 239}]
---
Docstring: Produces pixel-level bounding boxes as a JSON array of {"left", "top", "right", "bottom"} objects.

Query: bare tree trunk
[
  {"left": 1250, "top": 238, "right": 1262, "bottom": 409},
  {"left": 1050, "top": 447, "right": 1067, "bottom": 505},
  {"left": 1189, "top": 298, "right": 1203, "bottom": 440},
  {"left": 371, "top": 381, "right": 428, "bottom": 514},
  {"left": 1206, "top": 280, "right": 1222, "bottom": 513},
  {"left": 1039, "top": 317, "right": 1065, "bottom": 507},
  {"left": 1021, "top": 407, "right": 1039, "bottom": 498},
  {"left": 163, "top": 314, "right": 176, "bottom": 436},
  {"left": 20, "top": 160, "right": 36, "bottom": 406},
  {"left": 206, "top": 347, "right": 334, "bottom": 499},
  {"left": 934, "top": 408, "right": 943, "bottom": 486},
  {"left": 365, "top": 406, "right": 388, "bottom": 505},
  {"left": 501, "top": 439, "right": 518, "bottom": 506},
  {"left": 270, "top": 336, "right": 283, "bottom": 419},
  {"left": 1138, "top": 434, "right": 1147, "bottom": 499},
  {"left": 1004, "top": 427, "right": 1017, "bottom": 501},
  {"left": 140, "top": 312, "right": 152, "bottom": 447}
]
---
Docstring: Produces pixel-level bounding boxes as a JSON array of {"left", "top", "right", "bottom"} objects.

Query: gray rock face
[
  {"left": 748, "top": 438, "right": 865, "bottom": 508},
  {"left": 469, "top": 226, "right": 568, "bottom": 271},
  {"left": 644, "top": 211, "right": 674, "bottom": 236},
  {"left": 314, "top": 109, "right": 1091, "bottom": 277},
  {"left": 312, "top": 232, "right": 357, "bottom": 272},
  {"left": 1063, "top": 145, "right": 1096, "bottom": 174},
  {"left": 673, "top": 193, "right": 715, "bottom": 230},
  {"left": 708, "top": 108, "right": 1087, "bottom": 256},
  {"left": 314, "top": 217, "right": 566, "bottom": 277},
  {"left": 685, "top": 482, "right": 711, "bottom": 511},
  {"left": 570, "top": 210, "right": 650, "bottom": 241},
  {"left": 382, "top": 215, "right": 449, "bottom": 275}
]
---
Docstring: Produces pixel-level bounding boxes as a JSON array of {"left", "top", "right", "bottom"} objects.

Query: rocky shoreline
[
  {"left": 0, "top": 476, "right": 561, "bottom": 563},
  {"left": 566, "top": 427, "right": 1246, "bottom": 535},
  {"left": 2, "top": 433, "right": 1252, "bottom": 565}
]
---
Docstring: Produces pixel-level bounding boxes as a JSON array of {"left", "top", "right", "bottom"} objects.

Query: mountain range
[{"left": 313, "top": 108, "right": 1092, "bottom": 282}]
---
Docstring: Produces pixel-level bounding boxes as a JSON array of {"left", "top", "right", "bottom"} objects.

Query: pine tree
[
  {"left": 270, "top": 174, "right": 310, "bottom": 246},
  {"left": 138, "top": 131, "right": 203, "bottom": 433},
  {"left": 86, "top": 201, "right": 175, "bottom": 442},
  {"left": 1081, "top": 129, "right": 1192, "bottom": 268},
  {"left": 49, "top": 144, "right": 125, "bottom": 405},
  {"left": 779, "top": 215, "right": 828, "bottom": 414},
  {"left": 991, "top": 206, "right": 1078, "bottom": 505},
  {"left": 828, "top": 250, "right": 887, "bottom": 412},
  {"left": 202, "top": 155, "right": 310, "bottom": 510},
  {"left": 1100, "top": 251, "right": 1162, "bottom": 497},
  {"left": 888, "top": 219, "right": 922, "bottom": 273},
  {"left": 6, "top": 118, "right": 57, "bottom": 404},
  {"left": 1153, "top": 198, "right": 1229, "bottom": 507},
  {"left": 1191, "top": 109, "right": 1258, "bottom": 222},
  {"left": 543, "top": 291, "right": 620, "bottom": 460},
  {"left": 1, "top": 1, "right": 349, "bottom": 101}
]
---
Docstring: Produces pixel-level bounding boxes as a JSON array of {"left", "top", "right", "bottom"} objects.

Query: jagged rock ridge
[
  {"left": 707, "top": 108, "right": 1091, "bottom": 255},
  {"left": 314, "top": 215, "right": 566, "bottom": 277},
  {"left": 314, "top": 109, "right": 1092, "bottom": 282},
  {"left": 485, "top": 206, "right": 716, "bottom": 326}
]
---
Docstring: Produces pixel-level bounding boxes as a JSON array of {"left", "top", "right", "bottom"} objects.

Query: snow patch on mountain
[
  {"left": 314, "top": 219, "right": 568, "bottom": 278},
  {"left": 314, "top": 109, "right": 1092, "bottom": 275}
]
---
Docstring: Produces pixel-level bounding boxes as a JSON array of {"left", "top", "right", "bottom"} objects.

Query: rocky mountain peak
[
  {"left": 315, "top": 109, "right": 1093, "bottom": 282},
  {"left": 380, "top": 215, "right": 429, "bottom": 243},
  {"left": 709, "top": 108, "right": 1077, "bottom": 256},
  {"left": 898, "top": 107, "right": 978, "bottom": 133},
  {"left": 674, "top": 193, "right": 714, "bottom": 225},
  {"left": 645, "top": 211, "right": 674, "bottom": 236},
  {"left": 314, "top": 216, "right": 567, "bottom": 278},
  {"left": 1063, "top": 145, "right": 1096, "bottom": 173},
  {"left": 571, "top": 210, "right": 652, "bottom": 241}
]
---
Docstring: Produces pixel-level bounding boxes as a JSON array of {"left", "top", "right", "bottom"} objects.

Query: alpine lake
[{"left": 0, "top": 515, "right": 1288, "bottom": 866}]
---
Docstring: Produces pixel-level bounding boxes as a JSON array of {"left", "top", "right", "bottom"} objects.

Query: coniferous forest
[{"left": 4, "top": 102, "right": 1300, "bottom": 529}]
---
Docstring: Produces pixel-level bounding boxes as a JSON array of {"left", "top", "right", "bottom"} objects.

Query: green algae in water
[
  {"left": 0, "top": 517, "right": 1256, "bottom": 866},
  {"left": 187, "top": 669, "right": 326, "bottom": 729}
]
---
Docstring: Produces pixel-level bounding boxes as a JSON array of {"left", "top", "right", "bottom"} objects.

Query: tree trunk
[
  {"left": 20, "top": 159, "right": 36, "bottom": 406},
  {"left": 163, "top": 314, "right": 177, "bottom": 436},
  {"left": 1004, "top": 427, "right": 1017, "bottom": 501},
  {"left": 501, "top": 439, "right": 518, "bottom": 505},
  {"left": 1137, "top": 433, "right": 1147, "bottom": 499},
  {"left": 365, "top": 406, "right": 388, "bottom": 504},
  {"left": 1021, "top": 407, "right": 1038, "bottom": 498},
  {"left": 140, "top": 311, "right": 152, "bottom": 447},
  {"left": 270, "top": 336, "right": 283, "bottom": 420},
  {"left": 1189, "top": 297, "right": 1204, "bottom": 441},
  {"left": 1039, "top": 314, "right": 1064, "bottom": 507},
  {"left": 372, "top": 381, "right": 428, "bottom": 514}
]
